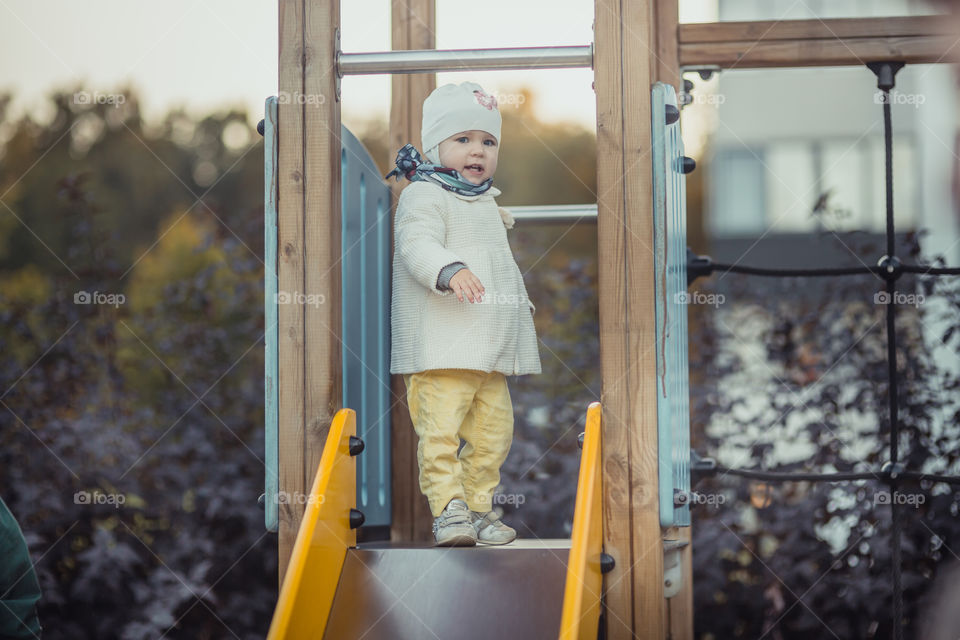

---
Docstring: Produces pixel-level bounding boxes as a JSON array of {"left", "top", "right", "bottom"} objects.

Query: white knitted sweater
[{"left": 390, "top": 180, "right": 542, "bottom": 376}]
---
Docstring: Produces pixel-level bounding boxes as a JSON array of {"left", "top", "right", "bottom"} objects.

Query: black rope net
[{"left": 690, "top": 62, "right": 960, "bottom": 640}]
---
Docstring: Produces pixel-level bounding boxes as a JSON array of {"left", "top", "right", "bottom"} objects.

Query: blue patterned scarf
[{"left": 384, "top": 143, "right": 493, "bottom": 196}]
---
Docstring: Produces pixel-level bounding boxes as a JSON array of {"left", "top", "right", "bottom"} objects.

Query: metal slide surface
[{"left": 323, "top": 541, "right": 571, "bottom": 639}]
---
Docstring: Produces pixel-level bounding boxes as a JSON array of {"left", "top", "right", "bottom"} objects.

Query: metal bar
[
  {"left": 338, "top": 45, "right": 593, "bottom": 76},
  {"left": 509, "top": 204, "right": 598, "bottom": 223}
]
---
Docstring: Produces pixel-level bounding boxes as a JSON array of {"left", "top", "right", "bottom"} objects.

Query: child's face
[{"left": 437, "top": 130, "right": 499, "bottom": 185}]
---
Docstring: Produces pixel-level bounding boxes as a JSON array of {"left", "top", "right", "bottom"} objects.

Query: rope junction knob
[
  {"left": 882, "top": 461, "right": 906, "bottom": 480},
  {"left": 877, "top": 255, "right": 902, "bottom": 280}
]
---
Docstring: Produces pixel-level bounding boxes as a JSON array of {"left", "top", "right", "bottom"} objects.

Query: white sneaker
[
  {"left": 470, "top": 509, "right": 517, "bottom": 545},
  {"left": 432, "top": 499, "right": 477, "bottom": 547}
]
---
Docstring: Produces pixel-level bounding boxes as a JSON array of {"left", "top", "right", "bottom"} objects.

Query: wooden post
[
  {"left": 594, "top": 0, "right": 666, "bottom": 637},
  {"left": 389, "top": 0, "right": 437, "bottom": 544},
  {"left": 654, "top": 0, "right": 681, "bottom": 93},
  {"left": 277, "top": 0, "right": 342, "bottom": 582},
  {"left": 277, "top": 0, "right": 305, "bottom": 584}
]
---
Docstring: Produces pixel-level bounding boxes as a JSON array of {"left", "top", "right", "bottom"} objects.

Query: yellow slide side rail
[
  {"left": 559, "top": 401, "right": 603, "bottom": 640},
  {"left": 267, "top": 408, "right": 357, "bottom": 639}
]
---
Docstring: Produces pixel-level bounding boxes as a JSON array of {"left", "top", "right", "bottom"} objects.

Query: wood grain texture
[
  {"left": 680, "top": 34, "right": 959, "bottom": 68},
  {"left": 303, "top": 0, "right": 343, "bottom": 518},
  {"left": 277, "top": 0, "right": 307, "bottom": 585},
  {"left": 594, "top": 0, "right": 666, "bottom": 636},
  {"left": 655, "top": 0, "right": 680, "bottom": 93},
  {"left": 679, "top": 16, "right": 958, "bottom": 68},
  {"left": 278, "top": 0, "right": 343, "bottom": 584},
  {"left": 621, "top": 0, "right": 667, "bottom": 636},
  {"left": 680, "top": 15, "right": 953, "bottom": 44},
  {"left": 389, "top": 0, "right": 436, "bottom": 544},
  {"left": 594, "top": 0, "right": 663, "bottom": 639}
]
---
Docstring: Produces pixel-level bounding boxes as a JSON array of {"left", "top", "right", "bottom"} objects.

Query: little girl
[{"left": 387, "top": 81, "right": 541, "bottom": 546}]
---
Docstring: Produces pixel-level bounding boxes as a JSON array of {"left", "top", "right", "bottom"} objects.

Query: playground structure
[
  {"left": 262, "top": 2, "right": 960, "bottom": 638},
  {"left": 266, "top": 404, "right": 604, "bottom": 639}
]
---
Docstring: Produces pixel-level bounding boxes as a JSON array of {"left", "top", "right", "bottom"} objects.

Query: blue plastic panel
[{"left": 652, "top": 83, "right": 691, "bottom": 528}]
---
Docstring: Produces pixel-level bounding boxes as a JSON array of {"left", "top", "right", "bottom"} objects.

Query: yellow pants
[{"left": 402, "top": 368, "right": 514, "bottom": 517}]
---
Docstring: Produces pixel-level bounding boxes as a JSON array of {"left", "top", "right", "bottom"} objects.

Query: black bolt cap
[
  {"left": 600, "top": 553, "right": 616, "bottom": 574},
  {"left": 349, "top": 435, "right": 365, "bottom": 456},
  {"left": 665, "top": 104, "right": 680, "bottom": 126},
  {"left": 349, "top": 508, "right": 365, "bottom": 529}
]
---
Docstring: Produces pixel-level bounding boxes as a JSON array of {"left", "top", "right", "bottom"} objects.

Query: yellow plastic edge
[
  {"left": 559, "top": 401, "right": 604, "bottom": 640},
  {"left": 267, "top": 407, "right": 357, "bottom": 639}
]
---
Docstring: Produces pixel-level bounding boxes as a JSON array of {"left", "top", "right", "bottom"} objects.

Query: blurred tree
[{"left": 1, "top": 85, "right": 272, "bottom": 639}]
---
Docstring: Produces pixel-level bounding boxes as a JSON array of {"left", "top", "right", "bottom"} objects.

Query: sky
[{"left": 0, "top": 0, "right": 717, "bottom": 133}]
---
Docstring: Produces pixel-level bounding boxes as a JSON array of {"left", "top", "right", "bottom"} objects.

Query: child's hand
[{"left": 449, "top": 269, "right": 485, "bottom": 303}]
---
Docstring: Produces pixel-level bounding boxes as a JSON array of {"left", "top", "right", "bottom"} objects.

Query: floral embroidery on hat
[{"left": 473, "top": 89, "right": 498, "bottom": 110}]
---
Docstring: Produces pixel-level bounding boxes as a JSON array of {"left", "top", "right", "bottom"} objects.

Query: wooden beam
[
  {"left": 277, "top": 0, "right": 306, "bottom": 586},
  {"left": 389, "top": 0, "right": 436, "bottom": 544},
  {"left": 654, "top": 0, "right": 680, "bottom": 93},
  {"left": 679, "top": 15, "right": 958, "bottom": 68},
  {"left": 277, "top": 0, "right": 342, "bottom": 583},
  {"left": 681, "top": 35, "right": 957, "bottom": 68},
  {"left": 682, "top": 15, "right": 952, "bottom": 43},
  {"left": 594, "top": 0, "right": 666, "bottom": 637}
]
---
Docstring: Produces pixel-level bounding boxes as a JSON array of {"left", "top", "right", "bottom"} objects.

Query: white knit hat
[{"left": 421, "top": 82, "right": 501, "bottom": 164}]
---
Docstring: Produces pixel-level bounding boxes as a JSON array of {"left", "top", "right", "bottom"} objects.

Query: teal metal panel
[
  {"left": 652, "top": 83, "right": 691, "bottom": 528},
  {"left": 340, "top": 126, "right": 392, "bottom": 527},
  {"left": 264, "top": 97, "right": 279, "bottom": 532}
]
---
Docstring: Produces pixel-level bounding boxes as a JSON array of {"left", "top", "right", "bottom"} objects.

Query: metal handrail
[
  {"left": 338, "top": 44, "right": 593, "bottom": 76},
  {"left": 508, "top": 204, "right": 598, "bottom": 223}
]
